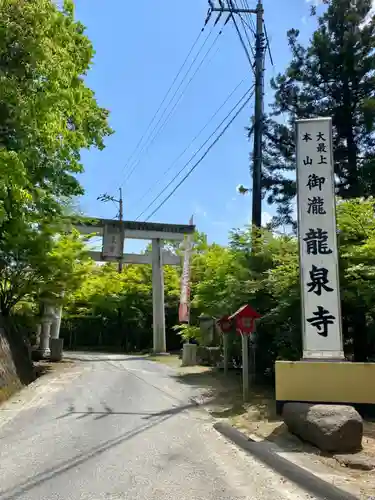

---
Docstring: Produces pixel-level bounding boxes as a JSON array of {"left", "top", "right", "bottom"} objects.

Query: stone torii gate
[{"left": 75, "top": 219, "right": 195, "bottom": 353}]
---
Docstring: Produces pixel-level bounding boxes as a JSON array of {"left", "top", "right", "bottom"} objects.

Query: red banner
[{"left": 179, "top": 216, "right": 193, "bottom": 323}]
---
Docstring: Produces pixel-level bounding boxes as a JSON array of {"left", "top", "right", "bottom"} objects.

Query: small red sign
[
  {"left": 229, "top": 304, "right": 261, "bottom": 335},
  {"left": 217, "top": 315, "right": 232, "bottom": 333}
]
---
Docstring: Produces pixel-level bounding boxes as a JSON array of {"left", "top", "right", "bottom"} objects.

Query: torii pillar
[{"left": 152, "top": 238, "right": 166, "bottom": 353}]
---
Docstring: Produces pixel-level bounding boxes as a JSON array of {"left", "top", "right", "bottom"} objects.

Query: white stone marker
[{"left": 296, "top": 117, "right": 344, "bottom": 360}]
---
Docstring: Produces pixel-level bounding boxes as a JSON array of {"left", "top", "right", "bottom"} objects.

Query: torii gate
[{"left": 75, "top": 218, "right": 195, "bottom": 353}]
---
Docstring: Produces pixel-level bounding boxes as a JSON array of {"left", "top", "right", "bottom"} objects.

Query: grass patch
[
  {"left": 148, "top": 353, "right": 282, "bottom": 431},
  {"left": 172, "top": 366, "right": 272, "bottom": 418},
  {"left": 0, "top": 381, "right": 23, "bottom": 405}
]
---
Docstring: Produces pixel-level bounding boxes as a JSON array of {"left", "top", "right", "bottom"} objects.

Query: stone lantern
[{"left": 35, "top": 295, "right": 57, "bottom": 359}]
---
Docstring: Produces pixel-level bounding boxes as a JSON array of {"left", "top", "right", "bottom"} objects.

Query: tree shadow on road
[
  {"left": 55, "top": 401, "right": 198, "bottom": 421},
  {"left": 0, "top": 401, "right": 195, "bottom": 500},
  {"left": 171, "top": 368, "right": 276, "bottom": 420}
]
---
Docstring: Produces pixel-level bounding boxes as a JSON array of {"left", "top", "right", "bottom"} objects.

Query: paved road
[{"left": 0, "top": 353, "right": 316, "bottom": 500}]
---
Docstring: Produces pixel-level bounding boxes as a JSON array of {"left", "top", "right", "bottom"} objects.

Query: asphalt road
[{"left": 0, "top": 353, "right": 317, "bottom": 500}]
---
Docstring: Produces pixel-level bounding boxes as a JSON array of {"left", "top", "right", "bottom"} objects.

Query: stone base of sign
[
  {"left": 275, "top": 360, "right": 375, "bottom": 418},
  {"left": 303, "top": 350, "right": 345, "bottom": 360}
]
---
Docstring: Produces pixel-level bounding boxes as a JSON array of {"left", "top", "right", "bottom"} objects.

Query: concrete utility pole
[
  {"left": 206, "top": 0, "right": 265, "bottom": 392},
  {"left": 97, "top": 188, "right": 125, "bottom": 273},
  {"left": 118, "top": 187, "right": 124, "bottom": 273},
  {"left": 97, "top": 188, "right": 125, "bottom": 347},
  {"left": 251, "top": 0, "right": 264, "bottom": 229},
  {"left": 208, "top": 0, "right": 265, "bottom": 228}
]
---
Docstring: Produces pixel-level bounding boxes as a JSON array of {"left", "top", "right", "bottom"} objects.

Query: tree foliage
[
  {"left": 0, "top": 0, "right": 112, "bottom": 317},
  {"left": 0, "top": 0, "right": 112, "bottom": 225},
  {"left": 0, "top": 224, "right": 90, "bottom": 316},
  {"left": 190, "top": 199, "right": 375, "bottom": 376},
  {"left": 55, "top": 199, "right": 375, "bottom": 376},
  {"left": 262, "top": 0, "right": 375, "bottom": 226},
  {"left": 63, "top": 262, "right": 182, "bottom": 352}
]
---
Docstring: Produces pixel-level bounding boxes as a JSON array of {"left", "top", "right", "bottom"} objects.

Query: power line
[
  {"left": 226, "top": 0, "right": 255, "bottom": 72},
  {"left": 233, "top": 0, "right": 255, "bottom": 57},
  {"left": 264, "top": 21, "right": 274, "bottom": 66},
  {"left": 205, "top": 0, "right": 266, "bottom": 229},
  {"left": 238, "top": 13, "right": 255, "bottom": 34},
  {"left": 136, "top": 85, "right": 254, "bottom": 221},
  {"left": 122, "top": 26, "right": 223, "bottom": 186},
  {"left": 110, "top": 28, "right": 206, "bottom": 191},
  {"left": 132, "top": 78, "right": 248, "bottom": 213},
  {"left": 145, "top": 87, "right": 255, "bottom": 222},
  {"left": 242, "top": 0, "right": 256, "bottom": 33},
  {"left": 141, "top": 86, "right": 255, "bottom": 221}
]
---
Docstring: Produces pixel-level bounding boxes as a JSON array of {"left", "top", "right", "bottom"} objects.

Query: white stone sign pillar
[{"left": 296, "top": 117, "right": 344, "bottom": 360}]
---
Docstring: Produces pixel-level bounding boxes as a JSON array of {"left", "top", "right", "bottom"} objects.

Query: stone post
[
  {"left": 38, "top": 318, "right": 52, "bottom": 358},
  {"left": 35, "top": 302, "right": 55, "bottom": 358},
  {"left": 50, "top": 304, "right": 63, "bottom": 340},
  {"left": 35, "top": 323, "right": 41, "bottom": 347}
]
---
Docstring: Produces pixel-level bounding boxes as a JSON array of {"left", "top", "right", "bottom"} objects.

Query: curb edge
[{"left": 214, "top": 421, "right": 359, "bottom": 500}]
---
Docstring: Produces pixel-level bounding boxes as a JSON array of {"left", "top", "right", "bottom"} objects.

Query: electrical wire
[
  {"left": 132, "top": 78, "right": 248, "bottom": 212},
  {"left": 122, "top": 27, "right": 220, "bottom": 186},
  {"left": 233, "top": 0, "right": 255, "bottom": 57},
  {"left": 264, "top": 22, "right": 274, "bottom": 66},
  {"left": 110, "top": 28, "right": 206, "bottom": 190},
  {"left": 225, "top": 0, "right": 255, "bottom": 73},
  {"left": 136, "top": 86, "right": 254, "bottom": 221},
  {"left": 137, "top": 85, "right": 255, "bottom": 221},
  {"left": 238, "top": 13, "right": 255, "bottom": 35},
  {"left": 242, "top": 0, "right": 256, "bottom": 33},
  {"left": 145, "top": 87, "right": 255, "bottom": 221}
]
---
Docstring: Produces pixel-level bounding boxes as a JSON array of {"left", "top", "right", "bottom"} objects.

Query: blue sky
[{"left": 74, "top": 0, "right": 323, "bottom": 252}]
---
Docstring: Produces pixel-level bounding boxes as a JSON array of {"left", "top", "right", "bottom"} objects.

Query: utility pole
[
  {"left": 97, "top": 188, "right": 125, "bottom": 349},
  {"left": 206, "top": 0, "right": 265, "bottom": 392},
  {"left": 207, "top": 0, "right": 265, "bottom": 228},
  {"left": 118, "top": 187, "right": 124, "bottom": 273},
  {"left": 97, "top": 188, "right": 124, "bottom": 273},
  {"left": 251, "top": 0, "right": 264, "bottom": 229}
]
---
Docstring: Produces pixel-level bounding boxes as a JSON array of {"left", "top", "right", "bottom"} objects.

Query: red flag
[{"left": 179, "top": 216, "right": 194, "bottom": 323}]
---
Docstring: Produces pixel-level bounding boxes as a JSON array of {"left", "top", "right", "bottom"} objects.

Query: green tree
[
  {"left": 60, "top": 199, "right": 375, "bottom": 371},
  {"left": 0, "top": 225, "right": 90, "bottom": 316},
  {"left": 0, "top": 0, "right": 112, "bottom": 321},
  {"left": 64, "top": 261, "right": 181, "bottom": 352},
  {"left": 190, "top": 199, "right": 375, "bottom": 376},
  {"left": 261, "top": 0, "right": 375, "bottom": 226},
  {"left": 0, "top": 0, "right": 112, "bottom": 228}
]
